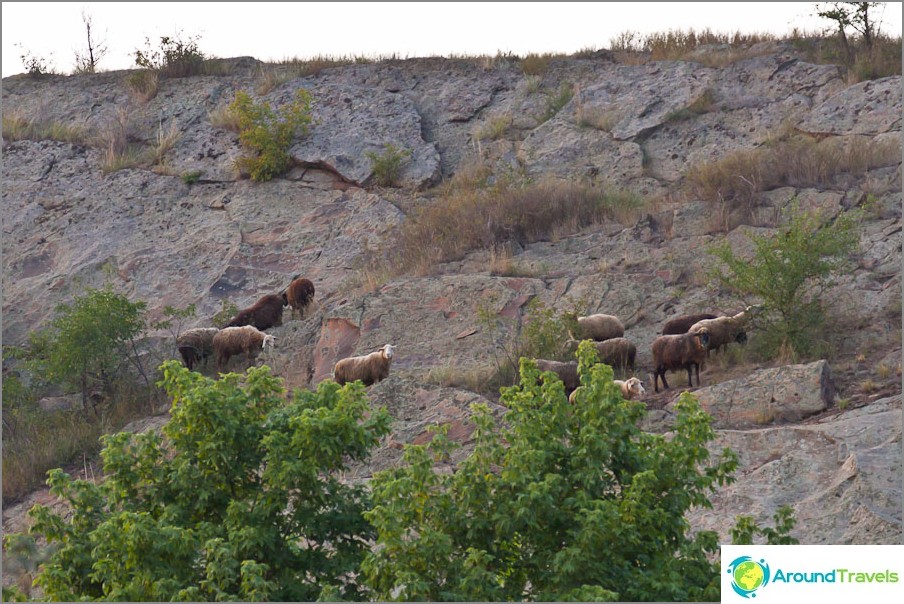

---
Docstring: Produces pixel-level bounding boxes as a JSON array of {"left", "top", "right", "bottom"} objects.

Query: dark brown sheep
[
  {"left": 213, "top": 325, "right": 276, "bottom": 373},
  {"left": 535, "top": 359, "right": 580, "bottom": 393},
  {"left": 226, "top": 293, "right": 285, "bottom": 331},
  {"left": 661, "top": 313, "right": 718, "bottom": 335},
  {"left": 281, "top": 277, "right": 315, "bottom": 320},
  {"left": 651, "top": 328, "right": 710, "bottom": 393},
  {"left": 593, "top": 337, "right": 637, "bottom": 374},
  {"left": 176, "top": 327, "right": 219, "bottom": 371}
]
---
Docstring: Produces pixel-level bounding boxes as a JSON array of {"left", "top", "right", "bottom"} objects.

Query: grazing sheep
[
  {"left": 281, "top": 277, "right": 316, "bottom": 320},
  {"left": 688, "top": 308, "right": 750, "bottom": 356},
  {"left": 613, "top": 377, "right": 646, "bottom": 400},
  {"left": 226, "top": 294, "right": 285, "bottom": 331},
  {"left": 651, "top": 328, "right": 711, "bottom": 393},
  {"left": 535, "top": 359, "right": 580, "bottom": 393},
  {"left": 568, "top": 377, "right": 646, "bottom": 403},
  {"left": 213, "top": 325, "right": 276, "bottom": 373},
  {"left": 569, "top": 313, "right": 625, "bottom": 342},
  {"left": 661, "top": 313, "right": 718, "bottom": 335},
  {"left": 176, "top": 327, "right": 220, "bottom": 371},
  {"left": 593, "top": 337, "right": 637, "bottom": 374},
  {"left": 333, "top": 344, "right": 395, "bottom": 387}
]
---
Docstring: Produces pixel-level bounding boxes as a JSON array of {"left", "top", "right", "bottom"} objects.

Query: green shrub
[
  {"left": 133, "top": 32, "right": 205, "bottom": 78},
  {"left": 540, "top": 82, "right": 574, "bottom": 123},
  {"left": 707, "top": 202, "right": 862, "bottom": 360},
  {"left": 211, "top": 299, "right": 241, "bottom": 328},
  {"left": 4, "top": 362, "right": 392, "bottom": 601},
  {"left": 229, "top": 89, "right": 313, "bottom": 182},
  {"left": 362, "top": 341, "right": 796, "bottom": 601},
  {"left": 365, "top": 143, "right": 411, "bottom": 187},
  {"left": 181, "top": 170, "right": 202, "bottom": 184}
]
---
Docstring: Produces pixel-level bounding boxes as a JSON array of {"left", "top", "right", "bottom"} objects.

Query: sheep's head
[
  {"left": 694, "top": 328, "right": 710, "bottom": 349},
  {"left": 735, "top": 331, "right": 748, "bottom": 344},
  {"left": 382, "top": 344, "right": 395, "bottom": 359},
  {"left": 625, "top": 377, "right": 645, "bottom": 398},
  {"left": 262, "top": 334, "right": 276, "bottom": 350}
]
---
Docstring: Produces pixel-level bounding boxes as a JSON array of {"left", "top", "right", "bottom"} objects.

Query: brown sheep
[
  {"left": 568, "top": 313, "right": 625, "bottom": 342},
  {"left": 176, "top": 327, "right": 220, "bottom": 371},
  {"left": 281, "top": 277, "right": 316, "bottom": 320},
  {"left": 226, "top": 293, "right": 285, "bottom": 331},
  {"left": 213, "top": 325, "right": 276, "bottom": 373},
  {"left": 535, "top": 359, "right": 580, "bottom": 393},
  {"left": 651, "top": 328, "right": 710, "bottom": 393},
  {"left": 333, "top": 344, "right": 395, "bottom": 386},
  {"left": 593, "top": 337, "right": 637, "bottom": 374},
  {"left": 689, "top": 308, "right": 750, "bottom": 356},
  {"left": 661, "top": 313, "right": 717, "bottom": 335}
]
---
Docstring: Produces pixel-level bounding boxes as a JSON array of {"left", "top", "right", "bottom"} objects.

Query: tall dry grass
[{"left": 2, "top": 107, "right": 85, "bottom": 144}]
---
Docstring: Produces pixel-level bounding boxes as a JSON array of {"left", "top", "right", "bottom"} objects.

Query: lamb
[
  {"left": 568, "top": 313, "right": 625, "bottom": 342},
  {"left": 281, "top": 276, "right": 316, "bottom": 320},
  {"left": 567, "top": 377, "right": 645, "bottom": 403},
  {"left": 688, "top": 308, "right": 750, "bottom": 355},
  {"left": 534, "top": 359, "right": 580, "bottom": 393},
  {"left": 176, "top": 327, "right": 220, "bottom": 371},
  {"left": 333, "top": 344, "right": 395, "bottom": 387},
  {"left": 212, "top": 325, "right": 276, "bottom": 373},
  {"left": 661, "top": 313, "right": 718, "bottom": 335},
  {"left": 651, "top": 328, "right": 710, "bottom": 393},
  {"left": 592, "top": 337, "right": 637, "bottom": 374},
  {"left": 226, "top": 293, "right": 285, "bottom": 331}
]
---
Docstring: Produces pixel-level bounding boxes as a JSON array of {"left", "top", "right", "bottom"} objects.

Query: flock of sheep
[
  {"left": 174, "top": 275, "right": 751, "bottom": 401},
  {"left": 175, "top": 275, "right": 398, "bottom": 386},
  {"left": 534, "top": 307, "right": 752, "bottom": 401}
]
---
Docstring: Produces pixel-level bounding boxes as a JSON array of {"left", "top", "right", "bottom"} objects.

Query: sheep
[
  {"left": 212, "top": 325, "right": 276, "bottom": 373},
  {"left": 592, "top": 337, "right": 637, "bottom": 374},
  {"left": 568, "top": 313, "right": 625, "bottom": 342},
  {"left": 176, "top": 327, "right": 220, "bottom": 371},
  {"left": 688, "top": 308, "right": 750, "bottom": 356},
  {"left": 534, "top": 359, "right": 580, "bottom": 393},
  {"left": 567, "top": 377, "right": 646, "bottom": 403},
  {"left": 333, "top": 344, "right": 395, "bottom": 387},
  {"left": 226, "top": 293, "right": 285, "bottom": 331},
  {"left": 613, "top": 377, "right": 646, "bottom": 400},
  {"left": 661, "top": 313, "right": 717, "bottom": 335},
  {"left": 281, "top": 277, "right": 316, "bottom": 320},
  {"left": 651, "top": 328, "right": 710, "bottom": 393}
]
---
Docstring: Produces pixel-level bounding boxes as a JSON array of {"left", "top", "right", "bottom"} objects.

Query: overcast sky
[{"left": 2, "top": 2, "right": 902, "bottom": 77}]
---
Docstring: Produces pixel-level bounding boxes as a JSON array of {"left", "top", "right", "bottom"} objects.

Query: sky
[{"left": 2, "top": 2, "right": 902, "bottom": 77}]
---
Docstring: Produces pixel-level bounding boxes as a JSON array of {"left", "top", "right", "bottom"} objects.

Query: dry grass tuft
[
  {"left": 2, "top": 107, "right": 86, "bottom": 144},
  {"left": 125, "top": 70, "right": 159, "bottom": 103}
]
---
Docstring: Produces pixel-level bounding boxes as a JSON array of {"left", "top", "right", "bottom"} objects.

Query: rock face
[{"left": 2, "top": 44, "right": 902, "bottom": 559}]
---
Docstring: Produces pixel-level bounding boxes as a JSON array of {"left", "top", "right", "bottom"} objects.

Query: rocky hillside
[{"left": 2, "top": 41, "right": 901, "bottom": 551}]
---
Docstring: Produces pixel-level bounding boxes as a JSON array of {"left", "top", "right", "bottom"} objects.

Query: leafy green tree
[
  {"left": 26, "top": 287, "right": 149, "bottom": 412},
  {"left": 707, "top": 203, "right": 861, "bottom": 359},
  {"left": 230, "top": 88, "right": 313, "bottom": 182},
  {"left": 7, "top": 361, "right": 391, "bottom": 601},
  {"left": 362, "top": 341, "right": 753, "bottom": 602}
]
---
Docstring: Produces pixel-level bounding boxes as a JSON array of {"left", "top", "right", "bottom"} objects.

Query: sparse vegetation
[
  {"left": 16, "top": 43, "right": 57, "bottom": 76},
  {"left": 72, "top": 9, "right": 108, "bottom": 74},
  {"left": 365, "top": 143, "right": 412, "bottom": 187},
  {"left": 372, "top": 174, "right": 647, "bottom": 277},
  {"left": 707, "top": 201, "right": 862, "bottom": 360},
  {"left": 520, "top": 52, "right": 552, "bottom": 76},
  {"left": 685, "top": 134, "right": 900, "bottom": 229},
  {"left": 211, "top": 299, "right": 241, "bottom": 328},
  {"left": 472, "top": 114, "right": 513, "bottom": 142},
  {"left": 1, "top": 108, "right": 85, "bottom": 144},
  {"left": 93, "top": 108, "right": 146, "bottom": 173},
  {"left": 665, "top": 88, "right": 715, "bottom": 122},
  {"left": 229, "top": 89, "right": 314, "bottom": 182},
  {"left": 125, "top": 69, "right": 159, "bottom": 103},
  {"left": 149, "top": 120, "right": 181, "bottom": 168},
  {"left": 540, "top": 82, "right": 574, "bottom": 123}
]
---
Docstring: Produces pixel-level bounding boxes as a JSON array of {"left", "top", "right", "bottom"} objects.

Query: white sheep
[
  {"left": 212, "top": 325, "right": 276, "bottom": 373},
  {"left": 568, "top": 313, "right": 625, "bottom": 342},
  {"left": 613, "top": 377, "right": 646, "bottom": 400},
  {"left": 333, "top": 344, "right": 395, "bottom": 386},
  {"left": 568, "top": 376, "right": 646, "bottom": 404},
  {"left": 688, "top": 308, "right": 750, "bottom": 356}
]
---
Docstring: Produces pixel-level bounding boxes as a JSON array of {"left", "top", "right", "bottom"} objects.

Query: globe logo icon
[{"left": 727, "top": 556, "right": 770, "bottom": 598}]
